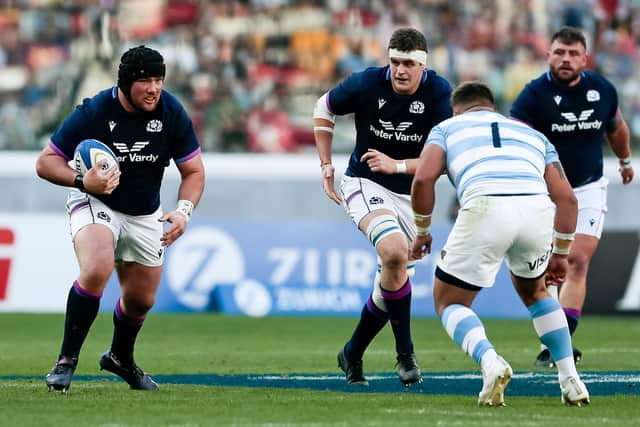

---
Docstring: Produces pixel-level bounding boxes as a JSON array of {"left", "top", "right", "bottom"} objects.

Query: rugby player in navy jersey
[
  {"left": 510, "top": 26, "right": 634, "bottom": 367},
  {"left": 36, "top": 46, "right": 205, "bottom": 393},
  {"left": 313, "top": 28, "right": 452, "bottom": 386}
]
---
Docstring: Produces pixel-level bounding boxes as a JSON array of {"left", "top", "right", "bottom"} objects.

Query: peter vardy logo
[
  {"left": 552, "top": 109, "right": 602, "bottom": 132},
  {"left": 369, "top": 119, "right": 422, "bottom": 142},
  {"left": 112, "top": 141, "right": 159, "bottom": 163},
  {"left": 113, "top": 141, "right": 149, "bottom": 153},
  {"left": 378, "top": 119, "right": 413, "bottom": 132},
  {"left": 380, "top": 120, "right": 412, "bottom": 131},
  {"left": 378, "top": 98, "right": 386, "bottom": 109},
  {"left": 561, "top": 110, "right": 594, "bottom": 122}
]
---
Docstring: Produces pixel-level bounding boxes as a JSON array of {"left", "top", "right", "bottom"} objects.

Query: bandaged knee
[{"left": 366, "top": 214, "right": 403, "bottom": 248}]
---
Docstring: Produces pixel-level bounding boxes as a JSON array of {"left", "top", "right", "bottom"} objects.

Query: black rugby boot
[
  {"left": 337, "top": 348, "right": 368, "bottom": 386},
  {"left": 99, "top": 350, "right": 158, "bottom": 391},
  {"left": 46, "top": 355, "right": 78, "bottom": 394},
  {"left": 396, "top": 352, "right": 423, "bottom": 387}
]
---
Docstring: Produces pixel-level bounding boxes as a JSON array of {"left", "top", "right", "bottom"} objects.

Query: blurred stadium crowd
[{"left": 1, "top": 0, "right": 639, "bottom": 153}]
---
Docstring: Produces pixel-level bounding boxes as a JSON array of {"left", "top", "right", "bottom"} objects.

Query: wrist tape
[{"left": 176, "top": 199, "right": 194, "bottom": 221}]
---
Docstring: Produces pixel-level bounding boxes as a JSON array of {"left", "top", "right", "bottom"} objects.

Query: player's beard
[
  {"left": 131, "top": 96, "right": 159, "bottom": 113},
  {"left": 550, "top": 65, "right": 580, "bottom": 85}
]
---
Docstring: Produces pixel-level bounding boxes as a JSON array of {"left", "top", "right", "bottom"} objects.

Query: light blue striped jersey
[{"left": 427, "top": 110, "right": 559, "bottom": 207}]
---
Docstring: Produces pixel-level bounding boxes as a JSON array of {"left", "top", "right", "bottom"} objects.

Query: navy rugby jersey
[
  {"left": 50, "top": 86, "right": 201, "bottom": 215},
  {"left": 328, "top": 66, "right": 452, "bottom": 194},
  {"left": 510, "top": 71, "right": 618, "bottom": 188}
]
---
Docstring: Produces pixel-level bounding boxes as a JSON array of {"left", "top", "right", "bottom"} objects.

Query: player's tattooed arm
[{"left": 552, "top": 161, "right": 567, "bottom": 180}]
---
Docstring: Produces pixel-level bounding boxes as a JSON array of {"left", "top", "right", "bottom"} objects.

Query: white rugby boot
[
  {"left": 560, "top": 376, "right": 590, "bottom": 407},
  {"left": 478, "top": 355, "right": 513, "bottom": 407}
]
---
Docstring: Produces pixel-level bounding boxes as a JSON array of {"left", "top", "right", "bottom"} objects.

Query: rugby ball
[{"left": 73, "top": 139, "right": 119, "bottom": 175}]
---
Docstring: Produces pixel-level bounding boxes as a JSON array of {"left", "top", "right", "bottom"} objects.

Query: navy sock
[
  {"left": 60, "top": 281, "right": 101, "bottom": 358},
  {"left": 381, "top": 279, "right": 414, "bottom": 355},
  {"left": 345, "top": 296, "right": 388, "bottom": 361},
  {"left": 111, "top": 299, "right": 145, "bottom": 366},
  {"left": 563, "top": 307, "right": 581, "bottom": 336}
]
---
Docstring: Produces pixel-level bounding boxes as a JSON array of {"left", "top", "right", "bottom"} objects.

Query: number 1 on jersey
[{"left": 491, "top": 122, "right": 501, "bottom": 148}]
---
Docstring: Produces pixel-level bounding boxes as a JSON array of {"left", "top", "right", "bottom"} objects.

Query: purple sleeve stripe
[
  {"left": 380, "top": 279, "right": 412, "bottom": 300},
  {"left": 49, "top": 140, "right": 70, "bottom": 161},
  {"left": 175, "top": 147, "right": 201, "bottom": 164},
  {"left": 325, "top": 93, "right": 334, "bottom": 114},
  {"left": 73, "top": 280, "right": 102, "bottom": 298},
  {"left": 509, "top": 117, "right": 533, "bottom": 128}
]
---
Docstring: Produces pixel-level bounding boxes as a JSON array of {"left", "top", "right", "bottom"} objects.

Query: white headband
[{"left": 389, "top": 48, "right": 427, "bottom": 65}]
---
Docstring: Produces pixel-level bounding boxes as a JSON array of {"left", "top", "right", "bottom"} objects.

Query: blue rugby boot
[
  {"left": 46, "top": 355, "right": 77, "bottom": 394},
  {"left": 99, "top": 350, "right": 158, "bottom": 391}
]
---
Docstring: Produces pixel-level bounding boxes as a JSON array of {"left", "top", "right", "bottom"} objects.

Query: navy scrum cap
[{"left": 117, "top": 45, "right": 166, "bottom": 99}]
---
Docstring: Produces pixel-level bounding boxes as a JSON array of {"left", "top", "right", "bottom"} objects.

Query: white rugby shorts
[
  {"left": 67, "top": 189, "right": 164, "bottom": 267},
  {"left": 573, "top": 176, "right": 608, "bottom": 238},
  {"left": 437, "top": 194, "right": 554, "bottom": 288},
  {"left": 340, "top": 176, "right": 416, "bottom": 242}
]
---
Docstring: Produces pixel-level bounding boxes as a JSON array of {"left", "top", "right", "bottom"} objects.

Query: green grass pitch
[{"left": 0, "top": 313, "right": 638, "bottom": 426}]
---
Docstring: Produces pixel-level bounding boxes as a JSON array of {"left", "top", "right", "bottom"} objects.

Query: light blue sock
[
  {"left": 441, "top": 304, "right": 494, "bottom": 365},
  {"left": 528, "top": 297, "right": 578, "bottom": 378}
]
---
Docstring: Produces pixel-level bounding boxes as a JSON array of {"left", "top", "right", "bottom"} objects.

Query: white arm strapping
[
  {"left": 314, "top": 126, "right": 334, "bottom": 134},
  {"left": 176, "top": 199, "right": 194, "bottom": 222},
  {"left": 313, "top": 92, "right": 335, "bottom": 124}
]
